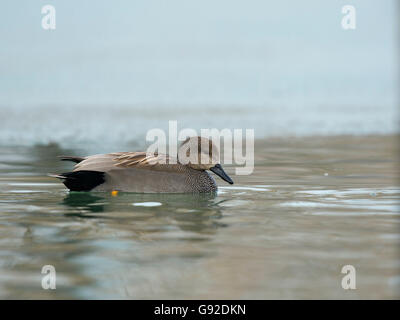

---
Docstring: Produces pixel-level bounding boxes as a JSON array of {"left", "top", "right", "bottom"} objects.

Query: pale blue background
[{"left": 0, "top": 0, "right": 398, "bottom": 148}]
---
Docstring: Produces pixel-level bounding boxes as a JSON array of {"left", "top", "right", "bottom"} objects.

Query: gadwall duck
[{"left": 50, "top": 136, "right": 233, "bottom": 193}]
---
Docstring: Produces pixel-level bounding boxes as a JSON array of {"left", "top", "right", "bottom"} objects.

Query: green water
[{"left": 0, "top": 135, "right": 399, "bottom": 299}]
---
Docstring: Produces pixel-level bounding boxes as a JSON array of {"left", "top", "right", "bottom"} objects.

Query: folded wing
[{"left": 73, "top": 152, "right": 175, "bottom": 173}]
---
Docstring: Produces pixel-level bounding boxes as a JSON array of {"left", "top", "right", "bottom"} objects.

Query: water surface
[{"left": 0, "top": 135, "right": 398, "bottom": 299}]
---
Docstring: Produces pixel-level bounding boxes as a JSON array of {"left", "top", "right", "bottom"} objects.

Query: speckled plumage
[{"left": 90, "top": 162, "right": 218, "bottom": 193}]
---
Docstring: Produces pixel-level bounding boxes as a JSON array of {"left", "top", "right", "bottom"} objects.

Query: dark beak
[{"left": 210, "top": 164, "right": 234, "bottom": 184}]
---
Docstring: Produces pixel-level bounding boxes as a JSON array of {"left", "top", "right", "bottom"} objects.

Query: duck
[{"left": 50, "top": 136, "right": 233, "bottom": 193}]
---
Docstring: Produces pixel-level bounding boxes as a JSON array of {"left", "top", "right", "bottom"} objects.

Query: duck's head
[{"left": 178, "top": 136, "right": 234, "bottom": 184}]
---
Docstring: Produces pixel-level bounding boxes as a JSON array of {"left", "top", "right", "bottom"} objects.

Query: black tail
[
  {"left": 57, "top": 170, "right": 105, "bottom": 191},
  {"left": 59, "top": 156, "right": 85, "bottom": 164}
]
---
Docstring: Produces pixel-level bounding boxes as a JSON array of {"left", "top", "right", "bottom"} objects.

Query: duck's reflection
[
  {"left": 61, "top": 192, "right": 226, "bottom": 234},
  {"left": 62, "top": 192, "right": 106, "bottom": 216}
]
